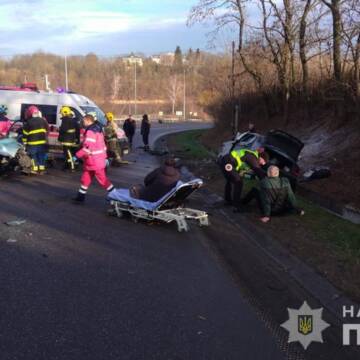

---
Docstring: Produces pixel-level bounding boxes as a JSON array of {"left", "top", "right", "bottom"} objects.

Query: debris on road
[
  {"left": 6, "top": 238, "right": 17, "bottom": 243},
  {"left": 302, "top": 167, "right": 331, "bottom": 182},
  {"left": 5, "top": 219, "right": 26, "bottom": 226},
  {"left": 197, "top": 315, "right": 207, "bottom": 321}
]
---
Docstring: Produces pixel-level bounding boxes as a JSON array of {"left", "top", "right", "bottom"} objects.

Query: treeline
[
  {"left": 0, "top": 48, "right": 229, "bottom": 117},
  {"left": 189, "top": 0, "right": 360, "bottom": 128}
]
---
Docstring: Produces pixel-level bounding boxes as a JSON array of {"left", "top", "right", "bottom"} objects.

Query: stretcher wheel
[
  {"left": 107, "top": 208, "right": 116, "bottom": 217},
  {"left": 116, "top": 210, "right": 124, "bottom": 218},
  {"left": 131, "top": 215, "right": 139, "bottom": 223}
]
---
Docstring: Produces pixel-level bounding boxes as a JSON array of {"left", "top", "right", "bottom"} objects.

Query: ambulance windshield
[{"left": 80, "top": 106, "right": 106, "bottom": 126}]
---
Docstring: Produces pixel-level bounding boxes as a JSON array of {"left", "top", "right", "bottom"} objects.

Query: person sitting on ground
[
  {"left": 130, "top": 156, "right": 181, "bottom": 202},
  {"left": 241, "top": 165, "right": 304, "bottom": 223}
]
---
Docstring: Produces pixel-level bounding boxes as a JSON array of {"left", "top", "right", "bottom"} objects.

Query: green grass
[
  {"left": 240, "top": 178, "right": 360, "bottom": 260},
  {"left": 170, "top": 130, "right": 212, "bottom": 159},
  {"left": 297, "top": 197, "right": 360, "bottom": 260}
]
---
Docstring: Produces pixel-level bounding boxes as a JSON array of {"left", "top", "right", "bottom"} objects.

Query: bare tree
[
  {"left": 342, "top": 0, "right": 360, "bottom": 98},
  {"left": 321, "top": 0, "right": 342, "bottom": 82},
  {"left": 167, "top": 75, "right": 182, "bottom": 115}
]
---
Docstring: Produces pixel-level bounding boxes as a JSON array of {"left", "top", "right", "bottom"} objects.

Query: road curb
[
  {"left": 298, "top": 185, "right": 360, "bottom": 225},
  {"left": 184, "top": 163, "right": 358, "bottom": 322},
  {"left": 201, "top": 186, "right": 358, "bottom": 321}
]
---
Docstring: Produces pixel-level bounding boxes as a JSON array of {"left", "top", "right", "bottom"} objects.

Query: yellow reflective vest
[{"left": 230, "top": 149, "right": 259, "bottom": 172}]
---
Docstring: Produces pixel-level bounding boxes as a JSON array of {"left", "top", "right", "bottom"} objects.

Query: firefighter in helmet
[
  {"left": 22, "top": 105, "right": 49, "bottom": 175},
  {"left": 104, "top": 112, "right": 122, "bottom": 166},
  {"left": 58, "top": 106, "right": 80, "bottom": 171}
]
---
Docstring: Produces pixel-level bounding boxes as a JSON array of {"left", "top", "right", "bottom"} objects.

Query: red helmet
[{"left": 25, "top": 105, "right": 40, "bottom": 119}]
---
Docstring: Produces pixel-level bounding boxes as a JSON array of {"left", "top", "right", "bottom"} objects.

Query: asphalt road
[{"left": 0, "top": 123, "right": 285, "bottom": 360}]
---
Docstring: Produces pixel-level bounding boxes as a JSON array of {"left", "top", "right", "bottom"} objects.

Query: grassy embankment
[{"left": 167, "top": 129, "right": 360, "bottom": 300}]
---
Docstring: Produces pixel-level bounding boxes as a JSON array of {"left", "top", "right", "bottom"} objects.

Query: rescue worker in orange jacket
[{"left": 73, "top": 114, "right": 114, "bottom": 203}]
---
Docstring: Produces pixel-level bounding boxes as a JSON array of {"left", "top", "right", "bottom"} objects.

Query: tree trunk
[
  {"left": 299, "top": 0, "right": 312, "bottom": 95},
  {"left": 323, "top": 0, "right": 342, "bottom": 82},
  {"left": 354, "top": 32, "right": 360, "bottom": 99}
]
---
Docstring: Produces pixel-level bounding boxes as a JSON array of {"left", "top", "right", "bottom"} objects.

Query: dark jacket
[
  {"left": 58, "top": 116, "right": 80, "bottom": 146},
  {"left": 123, "top": 118, "right": 136, "bottom": 137},
  {"left": 221, "top": 152, "right": 266, "bottom": 180},
  {"left": 139, "top": 165, "right": 181, "bottom": 202},
  {"left": 260, "top": 177, "right": 300, "bottom": 216},
  {"left": 141, "top": 118, "right": 150, "bottom": 135},
  {"left": 23, "top": 117, "right": 48, "bottom": 146}
]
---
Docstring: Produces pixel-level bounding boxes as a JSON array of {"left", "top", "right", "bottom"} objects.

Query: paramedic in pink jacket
[
  {"left": 0, "top": 105, "right": 12, "bottom": 137},
  {"left": 73, "top": 114, "right": 114, "bottom": 203}
]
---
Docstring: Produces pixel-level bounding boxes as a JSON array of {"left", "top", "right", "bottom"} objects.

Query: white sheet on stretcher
[{"left": 107, "top": 179, "right": 203, "bottom": 211}]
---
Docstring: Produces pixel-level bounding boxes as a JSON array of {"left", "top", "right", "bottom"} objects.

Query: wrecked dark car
[{"left": 218, "top": 130, "right": 304, "bottom": 188}]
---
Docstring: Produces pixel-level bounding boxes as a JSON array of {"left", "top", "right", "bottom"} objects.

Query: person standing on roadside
[
  {"left": 123, "top": 115, "right": 136, "bottom": 148},
  {"left": 22, "top": 105, "right": 49, "bottom": 175},
  {"left": 104, "top": 112, "right": 122, "bottom": 166},
  {"left": 73, "top": 114, "right": 114, "bottom": 203},
  {"left": 140, "top": 114, "right": 151, "bottom": 151}
]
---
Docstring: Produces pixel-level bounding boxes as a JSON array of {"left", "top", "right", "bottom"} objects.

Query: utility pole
[
  {"left": 134, "top": 61, "right": 137, "bottom": 116},
  {"left": 65, "top": 55, "right": 69, "bottom": 91},
  {"left": 231, "top": 41, "right": 236, "bottom": 134},
  {"left": 183, "top": 68, "right": 186, "bottom": 121},
  {"left": 45, "top": 74, "right": 51, "bottom": 92},
  {"left": 234, "top": 104, "right": 239, "bottom": 135},
  {"left": 231, "top": 41, "right": 235, "bottom": 99}
]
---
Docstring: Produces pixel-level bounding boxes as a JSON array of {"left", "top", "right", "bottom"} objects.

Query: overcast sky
[{"left": 0, "top": 0, "right": 212, "bottom": 57}]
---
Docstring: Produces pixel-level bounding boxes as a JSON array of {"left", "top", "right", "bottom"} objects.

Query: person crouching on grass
[{"left": 73, "top": 114, "right": 114, "bottom": 203}]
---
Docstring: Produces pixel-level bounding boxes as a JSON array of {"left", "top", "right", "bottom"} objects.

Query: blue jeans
[{"left": 27, "top": 145, "right": 47, "bottom": 170}]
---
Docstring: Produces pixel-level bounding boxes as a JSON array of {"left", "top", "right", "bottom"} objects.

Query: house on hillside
[
  {"left": 150, "top": 55, "right": 161, "bottom": 64},
  {"left": 122, "top": 55, "right": 144, "bottom": 67},
  {"left": 159, "top": 52, "right": 175, "bottom": 66}
]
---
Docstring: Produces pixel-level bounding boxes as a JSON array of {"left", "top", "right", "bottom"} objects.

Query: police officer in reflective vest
[
  {"left": 58, "top": 106, "right": 80, "bottom": 171},
  {"left": 22, "top": 105, "right": 49, "bottom": 175},
  {"left": 220, "top": 148, "right": 267, "bottom": 211}
]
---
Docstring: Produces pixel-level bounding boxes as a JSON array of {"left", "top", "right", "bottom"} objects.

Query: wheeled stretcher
[{"left": 107, "top": 179, "right": 209, "bottom": 232}]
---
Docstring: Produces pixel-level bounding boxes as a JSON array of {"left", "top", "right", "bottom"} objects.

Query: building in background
[{"left": 122, "top": 54, "right": 144, "bottom": 67}]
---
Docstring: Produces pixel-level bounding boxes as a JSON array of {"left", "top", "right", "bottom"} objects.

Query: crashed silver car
[{"left": 218, "top": 130, "right": 304, "bottom": 188}]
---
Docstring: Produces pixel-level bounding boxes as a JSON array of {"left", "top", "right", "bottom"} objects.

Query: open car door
[{"left": 264, "top": 130, "right": 304, "bottom": 165}]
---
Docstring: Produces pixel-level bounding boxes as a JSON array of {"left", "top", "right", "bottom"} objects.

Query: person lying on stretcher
[{"left": 130, "top": 156, "right": 181, "bottom": 202}]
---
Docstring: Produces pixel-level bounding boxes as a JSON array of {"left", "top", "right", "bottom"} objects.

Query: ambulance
[{"left": 0, "top": 83, "right": 129, "bottom": 153}]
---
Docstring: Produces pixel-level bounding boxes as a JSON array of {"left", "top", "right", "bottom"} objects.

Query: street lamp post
[
  {"left": 134, "top": 61, "right": 137, "bottom": 116},
  {"left": 65, "top": 55, "right": 69, "bottom": 91},
  {"left": 183, "top": 69, "right": 186, "bottom": 121}
]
